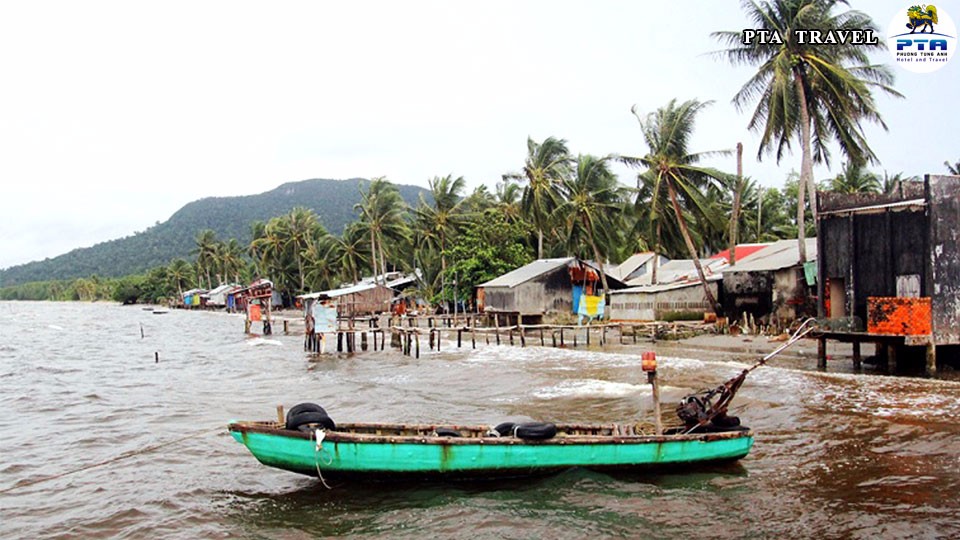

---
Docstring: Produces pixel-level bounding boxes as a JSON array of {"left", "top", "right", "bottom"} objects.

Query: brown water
[{"left": 2, "top": 302, "right": 959, "bottom": 539}]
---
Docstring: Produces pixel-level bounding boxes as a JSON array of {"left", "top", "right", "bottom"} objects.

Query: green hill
[{"left": 0, "top": 178, "right": 429, "bottom": 286}]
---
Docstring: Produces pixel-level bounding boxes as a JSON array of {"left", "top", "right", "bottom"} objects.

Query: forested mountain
[{"left": 0, "top": 178, "right": 428, "bottom": 286}]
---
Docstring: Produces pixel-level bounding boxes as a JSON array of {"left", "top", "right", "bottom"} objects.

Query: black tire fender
[
  {"left": 493, "top": 422, "right": 516, "bottom": 437},
  {"left": 286, "top": 410, "right": 336, "bottom": 431},
  {"left": 434, "top": 427, "right": 462, "bottom": 437},
  {"left": 514, "top": 422, "right": 557, "bottom": 440}
]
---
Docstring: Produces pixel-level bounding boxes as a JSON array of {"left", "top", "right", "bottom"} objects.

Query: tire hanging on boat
[
  {"left": 285, "top": 403, "right": 336, "bottom": 431},
  {"left": 493, "top": 422, "right": 516, "bottom": 437},
  {"left": 513, "top": 422, "right": 557, "bottom": 440},
  {"left": 286, "top": 402, "right": 327, "bottom": 420}
]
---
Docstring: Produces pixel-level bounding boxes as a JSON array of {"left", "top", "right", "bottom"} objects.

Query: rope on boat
[
  {"left": 0, "top": 425, "right": 224, "bottom": 495},
  {"left": 313, "top": 428, "right": 334, "bottom": 490}
]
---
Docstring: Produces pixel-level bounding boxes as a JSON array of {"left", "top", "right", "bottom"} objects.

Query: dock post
[
  {"left": 283, "top": 320, "right": 289, "bottom": 334},
  {"left": 337, "top": 332, "right": 343, "bottom": 353},
  {"left": 552, "top": 330, "right": 557, "bottom": 348},
  {"left": 429, "top": 329, "right": 435, "bottom": 350},
  {"left": 509, "top": 328, "right": 514, "bottom": 346},
  {"left": 415, "top": 332, "right": 420, "bottom": 359},
  {"left": 471, "top": 327, "right": 476, "bottom": 349},
  {"left": 633, "top": 325, "right": 638, "bottom": 344},
  {"left": 586, "top": 326, "right": 590, "bottom": 346},
  {"left": 361, "top": 331, "right": 368, "bottom": 351},
  {"left": 560, "top": 328, "right": 564, "bottom": 347},
  {"left": 817, "top": 337, "right": 827, "bottom": 369},
  {"left": 926, "top": 343, "right": 937, "bottom": 377},
  {"left": 852, "top": 341, "right": 862, "bottom": 370},
  {"left": 574, "top": 331, "right": 577, "bottom": 347},
  {"left": 886, "top": 343, "right": 897, "bottom": 373},
  {"left": 494, "top": 316, "right": 500, "bottom": 345},
  {"left": 437, "top": 329, "right": 441, "bottom": 352},
  {"left": 457, "top": 329, "right": 462, "bottom": 348},
  {"left": 519, "top": 325, "right": 525, "bottom": 347},
  {"left": 650, "top": 371, "right": 663, "bottom": 436},
  {"left": 540, "top": 328, "right": 545, "bottom": 347},
  {"left": 602, "top": 326, "right": 607, "bottom": 346}
]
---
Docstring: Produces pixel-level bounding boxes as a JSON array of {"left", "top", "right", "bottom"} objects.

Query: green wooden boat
[{"left": 227, "top": 420, "right": 753, "bottom": 480}]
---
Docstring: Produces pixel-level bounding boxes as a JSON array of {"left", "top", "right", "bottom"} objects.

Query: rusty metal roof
[{"left": 478, "top": 258, "right": 575, "bottom": 288}]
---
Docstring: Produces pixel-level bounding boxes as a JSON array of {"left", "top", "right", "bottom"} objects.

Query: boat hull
[{"left": 229, "top": 422, "right": 753, "bottom": 480}]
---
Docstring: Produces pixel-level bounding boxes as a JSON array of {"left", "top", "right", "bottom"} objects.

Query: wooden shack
[
  {"left": 299, "top": 282, "right": 394, "bottom": 318},
  {"left": 816, "top": 175, "right": 960, "bottom": 374},
  {"left": 722, "top": 239, "right": 817, "bottom": 326},
  {"left": 477, "top": 258, "right": 625, "bottom": 324}
]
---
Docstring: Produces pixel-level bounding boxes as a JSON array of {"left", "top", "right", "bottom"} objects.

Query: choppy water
[{"left": 2, "top": 302, "right": 960, "bottom": 539}]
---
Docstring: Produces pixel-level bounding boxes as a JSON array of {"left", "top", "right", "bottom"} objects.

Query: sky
[{"left": 1, "top": 0, "right": 957, "bottom": 269}]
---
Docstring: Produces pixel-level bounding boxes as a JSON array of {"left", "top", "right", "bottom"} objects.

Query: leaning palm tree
[
  {"left": 714, "top": 0, "right": 901, "bottom": 262},
  {"left": 166, "top": 258, "right": 195, "bottom": 301},
  {"left": 945, "top": 160, "right": 960, "bottom": 175},
  {"left": 622, "top": 99, "right": 731, "bottom": 313},
  {"left": 504, "top": 137, "right": 573, "bottom": 258},
  {"left": 553, "top": 154, "right": 625, "bottom": 297}
]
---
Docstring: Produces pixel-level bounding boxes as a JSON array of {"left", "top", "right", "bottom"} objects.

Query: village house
[
  {"left": 476, "top": 257, "right": 626, "bottom": 325},
  {"left": 815, "top": 174, "right": 960, "bottom": 375}
]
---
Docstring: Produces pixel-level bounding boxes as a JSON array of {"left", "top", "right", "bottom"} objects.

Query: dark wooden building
[{"left": 816, "top": 175, "right": 960, "bottom": 374}]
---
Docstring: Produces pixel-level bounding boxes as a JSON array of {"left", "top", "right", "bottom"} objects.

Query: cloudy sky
[{"left": 0, "top": 0, "right": 955, "bottom": 269}]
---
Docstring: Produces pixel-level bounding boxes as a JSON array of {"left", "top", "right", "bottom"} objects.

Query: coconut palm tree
[
  {"left": 414, "top": 175, "right": 467, "bottom": 275},
  {"left": 355, "top": 178, "right": 410, "bottom": 284},
  {"left": 714, "top": 0, "right": 901, "bottom": 262},
  {"left": 829, "top": 161, "right": 881, "bottom": 194},
  {"left": 945, "top": 160, "right": 960, "bottom": 175},
  {"left": 552, "top": 154, "right": 625, "bottom": 296},
  {"left": 622, "top": 99, "right": 731, "bottom": 313},
  {"left": 166, "top": 258, "right": 195, "bottom": 301},
  {"left": 283, "top": 207, "right": 322, "bottom": 293},
  {"left": 504, "top": 137, "right": 572, "bottom": 258},
  {"left": 192, "top": 230, "right": 218, "bottom": 289},
  {"left": 495, "top": 180, "right": 524, "bottom": 223},
  {"left": 328, "top": 223, "right": 369, "bottom": 285}
]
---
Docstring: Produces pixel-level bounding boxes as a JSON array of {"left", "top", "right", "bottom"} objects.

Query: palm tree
[
  {"left": 505, "top": 137, "right": 572, "bottom": 258},
  {"left": 192, "top": 230, "right": 218, "bottom": 289},
  {"left": 414, "top": 175, "right": 467, "bottom": 275},
  {"left": 714, "top": 0, "right": 901, "bottom": 262},
  {"left": 495, "top": 180, "right": 524, "bottom": 223},
  {"left": 355, "top": 178, "right": 410, "bottom": 284},
  {"left": 945, "top": 160, "right": 960, "bottom": 175},
  {"left": 622, "top": 99, "right": 731, "bottom": 313},
  {"left": 553, "top": 154, "right": 624, "bottom": 296},
  {"left": 283, "top": 207, "right": 322, "bottom": 293},
  {"left": 166, "top": 258, "right": 195, "bottom": 301},
  {"left": 881, "top": 170, "right": 918, "bottom": 195},
  {"left": 829, "top": 161, "right": 880, "bottom": 194},
  {"left": 217, "top": 239, "right": 246, "bottom": 284},
  {"left": 328, "top": 223, "right": 369, "bottom": 285}
]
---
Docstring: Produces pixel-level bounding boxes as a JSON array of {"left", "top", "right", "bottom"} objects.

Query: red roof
[{"left": 710, "top": 244, "right": 769, "bottom": 263}]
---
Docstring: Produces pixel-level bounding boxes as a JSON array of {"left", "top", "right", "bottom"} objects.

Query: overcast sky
[{"left": 1, "top": 0, "right": 956, "bottom": 269}]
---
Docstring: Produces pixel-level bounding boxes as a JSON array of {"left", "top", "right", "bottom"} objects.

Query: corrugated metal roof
[
  {"left": 299, "top": 282, "right": 382, "bottom": 300},
  {"left": 709, "top": 243, "right": 771, "bottom": 263},
  {"left": 613, "top": 273, "right": 722, "bottom": 294},
  {"left": 723, "top": 239, "right": 817, "bottom": 273},
  {"left": 612, "top": 252, "right": 655, "bottom": 281},
  {"left": 625, "top": 258, "right": 727, "bottom": 287},
  {"left": 478, "top": 258, "right": 575, "bottom": 288}
]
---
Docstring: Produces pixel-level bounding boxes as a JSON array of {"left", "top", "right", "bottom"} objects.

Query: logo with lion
[{"left": 906, "top": 5, "right": 938, "bottom": 33}]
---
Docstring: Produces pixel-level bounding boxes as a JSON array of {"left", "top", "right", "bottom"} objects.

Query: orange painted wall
[{"left": 866, "top": 297, "right": 932, "bottom": 335}]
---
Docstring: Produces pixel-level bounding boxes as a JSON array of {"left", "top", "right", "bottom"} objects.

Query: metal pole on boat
[{"left": 642, "top": 352, "right": 662, "bottom": 435}]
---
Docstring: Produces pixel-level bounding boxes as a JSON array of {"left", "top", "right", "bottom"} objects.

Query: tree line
[{"left": 3, "top": 1, "right": 956, "bottom": 309}]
